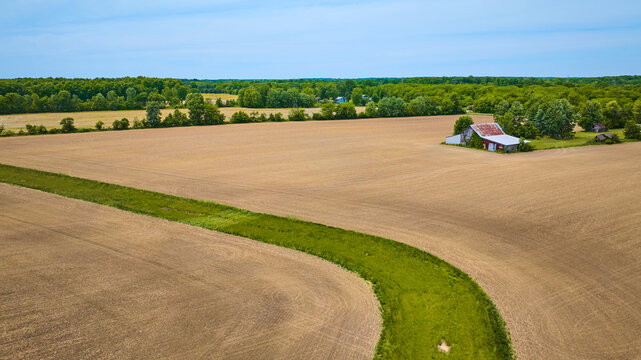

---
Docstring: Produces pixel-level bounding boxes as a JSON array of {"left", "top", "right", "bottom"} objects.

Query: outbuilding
[
  {"left": 592, "top": 123, "right": 607, "bottom": 132},
  {"left": 448, "top": 123, "right": 528, "bottom": 152}
]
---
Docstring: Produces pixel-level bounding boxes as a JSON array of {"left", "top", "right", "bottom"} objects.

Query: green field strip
[{"left": 0, "top": 163, "right": 513, "bottom": 359}]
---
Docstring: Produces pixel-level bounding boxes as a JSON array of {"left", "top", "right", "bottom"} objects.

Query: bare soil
[
  {"left": 1, "top": 115, "right": 640, "bottom": 359},
  {"left": 0, "top": 184, "right": 380, "bottom": 360}
]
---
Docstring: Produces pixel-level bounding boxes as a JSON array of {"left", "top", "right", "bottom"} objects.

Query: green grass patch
[
  {"left": 0, "top": 163, "right": 513, "bottom": 360},
  {"left": 529, "top": 129, "right": 629, "bottom": 150}
]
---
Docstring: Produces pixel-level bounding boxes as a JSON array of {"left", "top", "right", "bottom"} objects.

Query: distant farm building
[
  {"left": 334, "top": 96, "right": 346, "bottom": 104},
  {"left": 592, "top": 123, "right": 607, "bottom": 132},
  {"left": 446, "top": 123, "right": 528, "bottom": 152}
]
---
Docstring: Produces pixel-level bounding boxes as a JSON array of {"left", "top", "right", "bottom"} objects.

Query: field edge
[{"left": 0, "top": 163, "right": 514, "bottom": 360}]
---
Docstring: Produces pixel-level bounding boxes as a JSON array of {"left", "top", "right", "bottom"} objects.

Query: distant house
[
  {"left": 446, "top": 123, "right": 528, "bottom": 152},
  {"left": 334, "top": 96, "right": 346, "bottom": 104},
  {"left": 592, "top": 123, "right": 607, "bottom": 132}
]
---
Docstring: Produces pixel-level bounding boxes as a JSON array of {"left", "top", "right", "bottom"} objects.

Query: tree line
[{"left": 0, "top": 77, "right": 195, "bottom": 114}]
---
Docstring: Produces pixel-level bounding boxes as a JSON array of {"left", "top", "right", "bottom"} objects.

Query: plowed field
[
  {"left": 0, "top": 184, "right": 380, "bottom": 360},
  {"left": 1, "top": 115, "right": 640, "bottom": 359}
]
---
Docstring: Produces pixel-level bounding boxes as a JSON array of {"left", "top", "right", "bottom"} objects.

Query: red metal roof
[{"left": 471, "top": 123, "right": 505, "bottom": 137}]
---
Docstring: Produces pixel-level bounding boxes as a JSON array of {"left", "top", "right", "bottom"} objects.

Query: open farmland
[
  {"left": 1, "top": 115, "right": 640, "bottom": 359},
  {"left": 0, "top": 106, "right": 366, "bottom": 130},
  {"left": 0, "top": 183, "right": 380, "bottom": 360},
  {"left": 202, "top": 93, "right": 238, "bottom": 102}
]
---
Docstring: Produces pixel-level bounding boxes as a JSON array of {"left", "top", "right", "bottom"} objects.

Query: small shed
[
  {"left": 592, "top": 123, "right": 607, "bottom": 132},
  {"left": 445, "top": 134, "right": 462, "bottom": 145}
]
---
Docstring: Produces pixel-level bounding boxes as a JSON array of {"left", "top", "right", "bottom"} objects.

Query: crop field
[
  {"left": 1, "top": 114, "right": 640, "bottom": 359},
  {"left": 0, "top": 106, "right": 367, "bottom": 130},
  {"left": 202, "top": 93, "right": 239, "bottom": 102},
  {"left": 0, "top": 183, "right": 380, "bottom": 359}
]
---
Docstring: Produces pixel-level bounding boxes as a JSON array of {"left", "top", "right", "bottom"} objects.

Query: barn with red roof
[{"left": 445, "top": 123, "right": 528, "bottom": 152}]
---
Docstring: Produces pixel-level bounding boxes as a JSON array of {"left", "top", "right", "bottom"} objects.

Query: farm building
[
  {"left": 446, "top": 123, "right": 528, "bottom": 152},
  {"left": 592, "top": 123, "right": 607, "bottom": 132}
]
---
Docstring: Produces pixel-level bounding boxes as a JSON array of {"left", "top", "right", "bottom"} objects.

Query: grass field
[
  {"left": 0, "top": 163, "right": 514, "bottom": 360},
  {"left": 0, "top": 106, "right": 361, "bottom": 130},
  {"left": 202, "top": 93, "right": 238, "bottom": 102},
  {"left": 530, "top": 129, "right": 627, "bottom": 150},
  {"left": 2, "top": 115, "right": 640, "bottom": 359},
  {"left": 1, "top": 183, "right": 380, "bottom": 359}
]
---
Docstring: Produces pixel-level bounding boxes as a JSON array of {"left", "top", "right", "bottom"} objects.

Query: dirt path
[
  {"left": 0, "top": 184, "right": 380, "bottom": 360},
  {"left": 1, "top": 115, "right": 641, "bottom": 359}
]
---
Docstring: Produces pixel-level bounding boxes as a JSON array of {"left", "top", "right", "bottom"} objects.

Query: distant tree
[
  {"left": 604, "top": 100, "right": 625, "bottom": 129},
  {"left": 514, "top": 121, "right": 539, "bottom": 139},
  {"left": 146, "top": 101, "right": 162, "bottom": 127},
  {"left": 239, "top": 86, "right": 263, "bottom": 108},
  {"left": 95, "top": 120, "right": 104, "bottom": 130},
  {"left": 297, "top": 93, "right": 317, "bottom": 108},
  {"left": 230, "top": 111, "right": 252, "bottom": 123},
  {"left": 624, "top": 119, "right": 641, "bottom": 140},
  {"left": 60, "top": 117, "right": 76, "bottom": 133},
  {"left": 364, "top": 101, "right": 378, "bottom": 117},
  {"left": 531, "top": 99, "right": 576, "bottom": 138},
  {"left": 496, "top": 112, "right": 517, "bottom": 135},
  {"left": 509, "top": 101, "right": 525, "bottom": 120},
  {"left": 320, "top": 103, "right": 336, "bottom": 120},
  {"left": 578, "top": 101, "right": 604, "bottom": 131},
  {"left": 377, "top": 97, "right": 406, "bottom": 117},
  {"left": 162, "top": 109, "right": 188, "bottom": 127},
  {"left": 185, "top": 93, "right": 206, "bottom": 124},
  {"left": 453, "top": 115, "right": 474, "bottom": 135},
  {"left": 494, "top": 99, "right": 511, "bottom": 118},
  {"left": 203, "top": 103, "right": 225, "bottom": 125},
  {"left": 350, "top": 87, "right": 365, "bottom": 106},
  {"left": 335, "top": 102, "right": 357, "bottom": 119},
  {"left": 126, "top": 87, "right": 137, "bottom": 106},
  {"left": 633, "top": 99, "right": 641, "bottom": 123},
  {"left": 288, "top": 108, "right": 308, "bottom": 121},
  {"left": 407, "top": 96, "right": 433, "bottom": 116}
]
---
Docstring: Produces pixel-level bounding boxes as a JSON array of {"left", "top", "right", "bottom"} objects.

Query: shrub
[
  {"left": 364, "top": 101, "right": 378, "bottom": 117},
  {"left": 268, "top": 112, "right": 284, "bottom": 122},
  {"left": 0, "top": 123, "right": 4, "bottom": 135},
  {"left": 624, "top": 119, "right": 641, "bottom": 140},
  {"left": 60, "top": 117, "right": 76, "bottom": 133},
  {"left": 112, "top": 118, "right": 129, "bottom": 130},
  {"left": 133, "top": 118, "right": 150, "bottom": 129},
  {"left": 469, "top": 131, "right": 484, "bottom": 149},
  {"left": 230, "top": 111, "right": 251, "bottom": 123},
  {"left": 518, "top": 138, "right": 534, "bottom": 152},
  {"left": 95, "top": 120, "right": 104, "bottom": 130},
  {"left": 453, "top": 115, "right": 474, "bottom": 135},
  {"left": 335, "top": 102, "right": 357, "bottom": 119},
  {"left": 47, "top": 128, "right": 62, "bottom": 134},
  {"left": 203, "top": 103, "right": 225, "bottom": 125},
  {"left": 25, "top": 124, "right": 47, "bottom": 135},
  {"left": 288, "top": 108, "right": 308, "bottom": 121}
]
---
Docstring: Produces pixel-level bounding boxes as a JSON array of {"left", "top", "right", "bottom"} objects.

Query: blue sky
[{"left": 1, "top": 0, "right": 640, "bottom": 78}]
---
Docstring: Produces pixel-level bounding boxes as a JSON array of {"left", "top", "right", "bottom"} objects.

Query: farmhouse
[{"left": 446, "top": 123, "right": 528, "bottom": 152}]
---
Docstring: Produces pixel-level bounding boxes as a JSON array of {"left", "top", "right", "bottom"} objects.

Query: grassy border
[{"left": 0, "top": 163, "right": 514, "bottom": 359}]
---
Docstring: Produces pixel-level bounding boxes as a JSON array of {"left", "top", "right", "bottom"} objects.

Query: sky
[{"left": 1, "top": 0, "right": 640, "bottom": 79}]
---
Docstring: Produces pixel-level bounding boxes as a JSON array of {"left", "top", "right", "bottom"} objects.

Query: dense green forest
[
  {"left": 2, "top": 77, "right": 640, "bottom": 133},
  {"left": 0, "top": 77, "right": 194, "bottom": 114}
]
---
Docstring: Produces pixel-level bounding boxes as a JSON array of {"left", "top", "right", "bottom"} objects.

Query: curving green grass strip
[{"left": 0, "top": 163, "right": 514, "bottom": 359}]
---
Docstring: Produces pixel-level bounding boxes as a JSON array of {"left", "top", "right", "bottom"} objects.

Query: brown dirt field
[
  {"left": 0, "top": 184, "right": 380, "bottom": 360},
  {"left": 1, "top": 115, "right": 640, "bottom": 359},
  {"left": 0, "top": 107, "right": 365, "bottom": 130}
]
